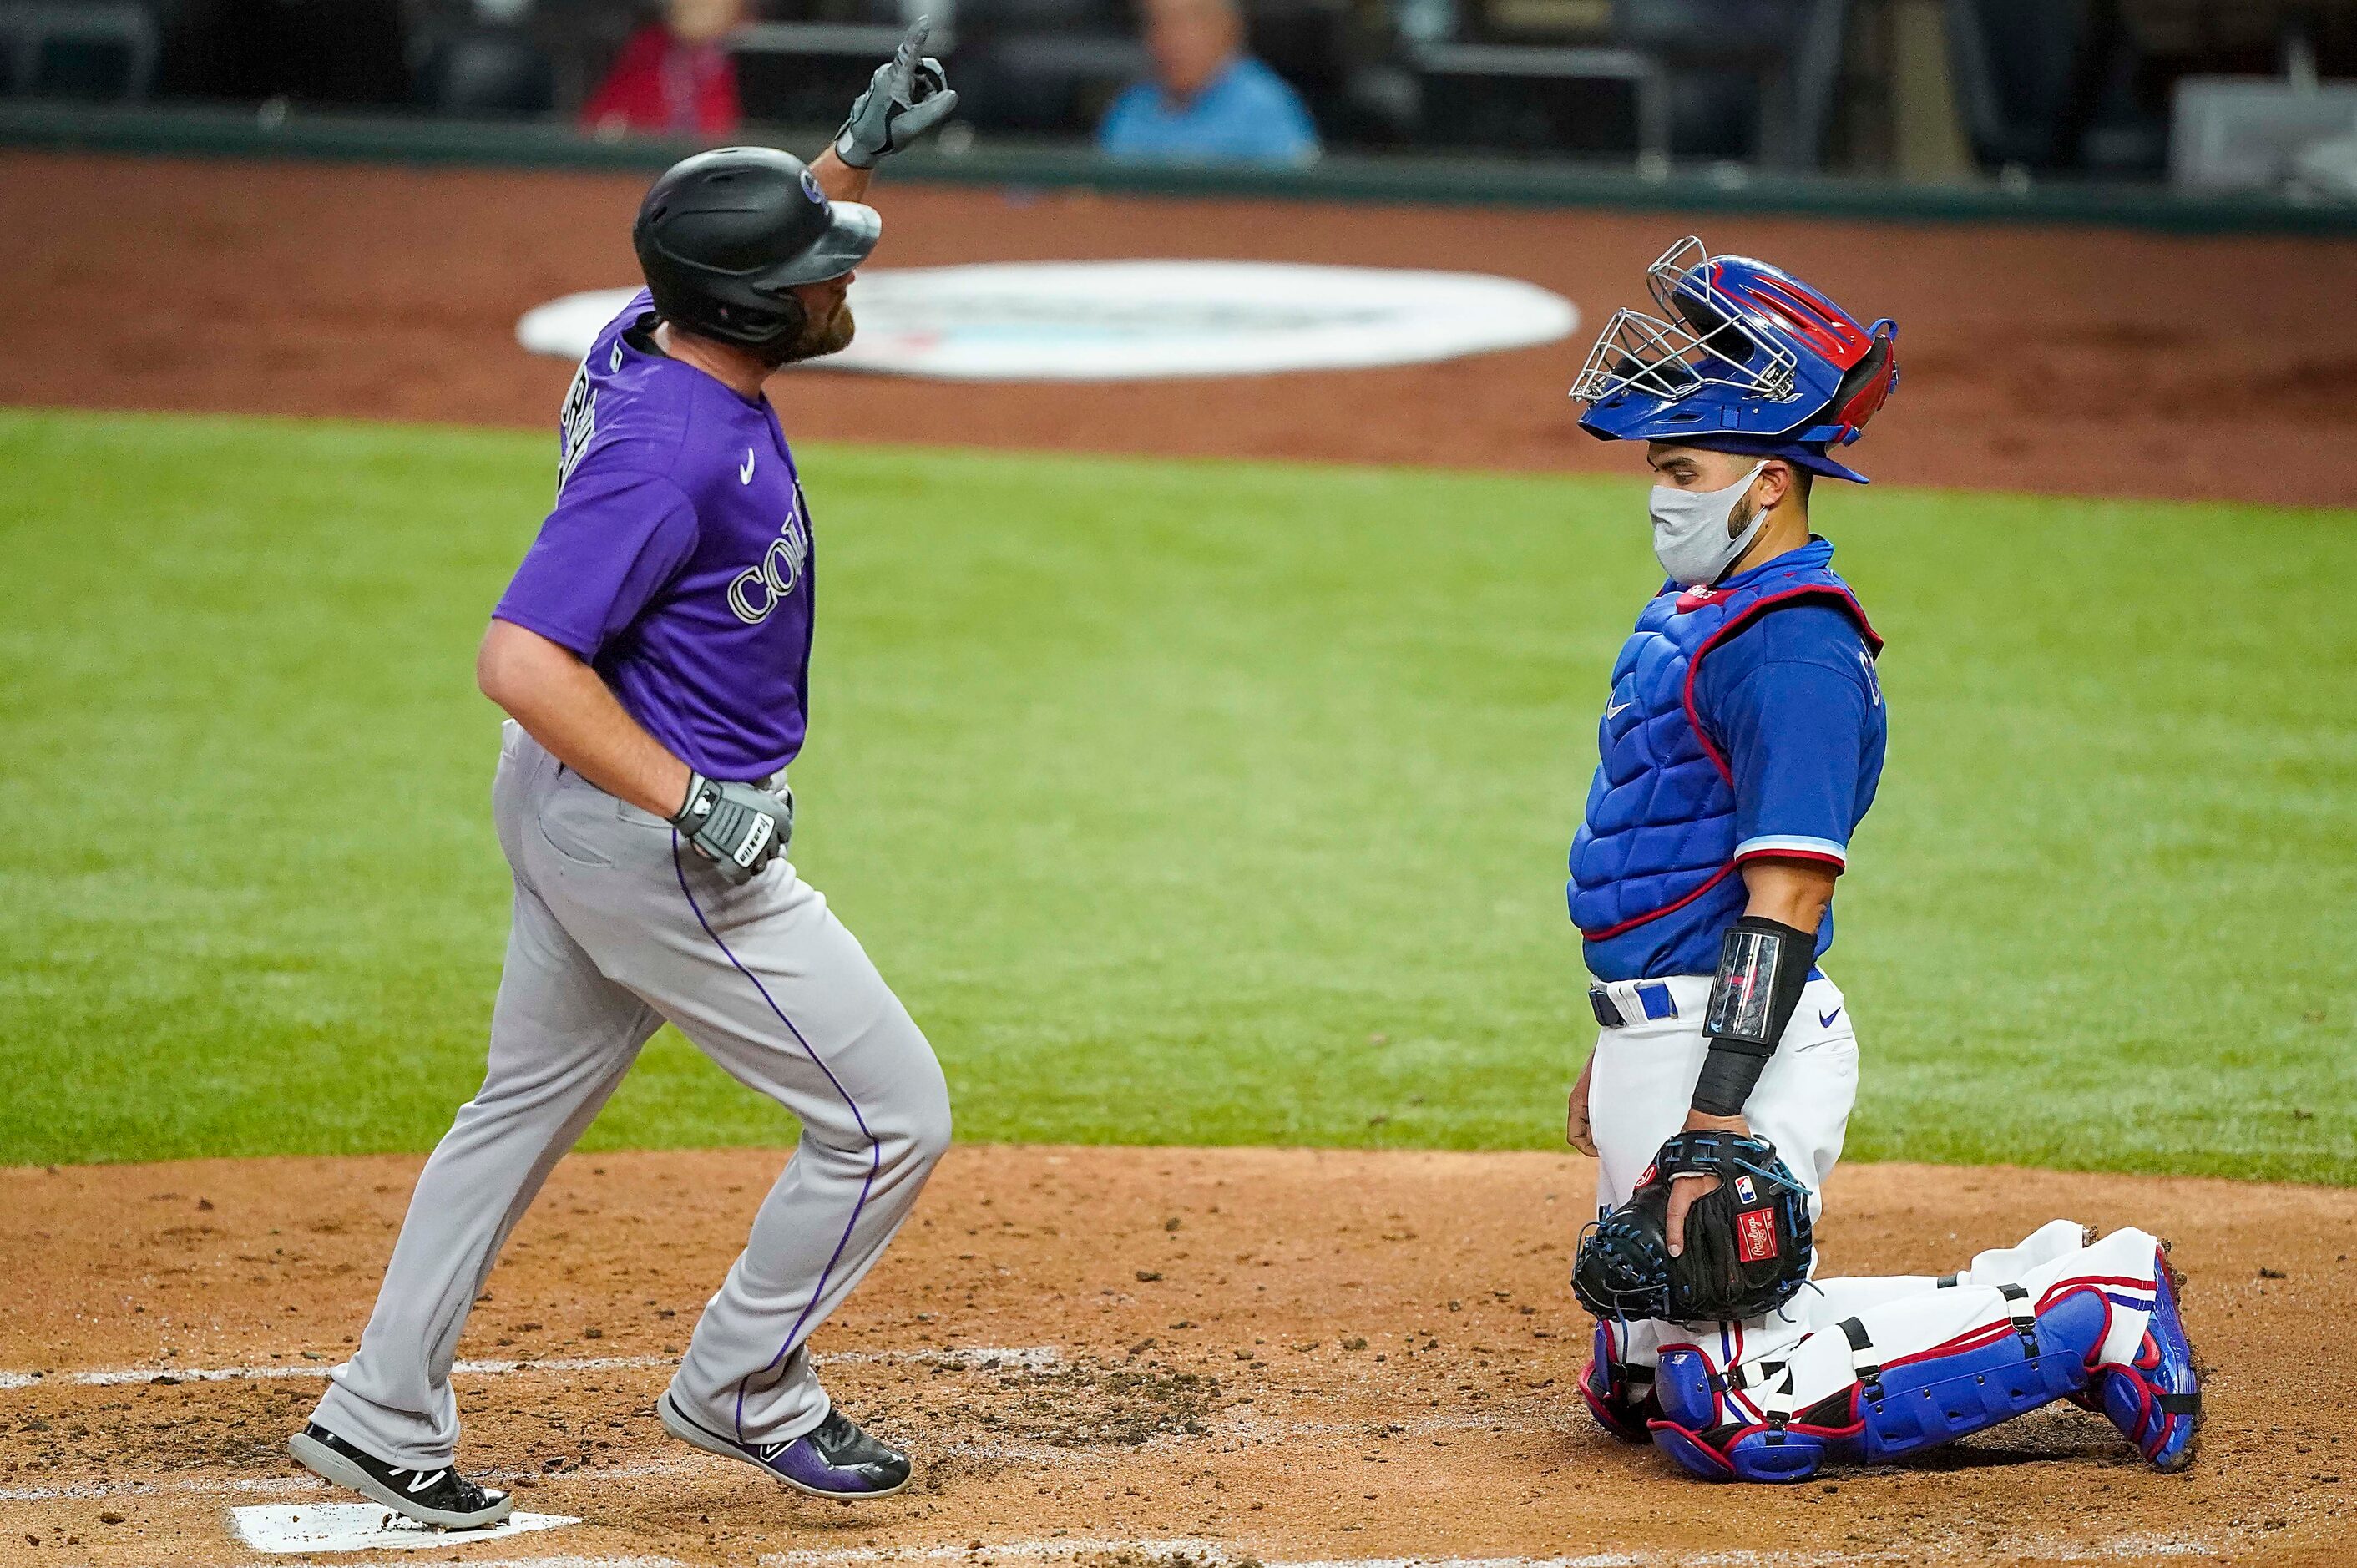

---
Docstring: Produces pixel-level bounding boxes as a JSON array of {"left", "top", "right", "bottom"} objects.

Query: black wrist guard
[{"left": 1691, "top": 915, "right": 1816, "bottom": 1116}]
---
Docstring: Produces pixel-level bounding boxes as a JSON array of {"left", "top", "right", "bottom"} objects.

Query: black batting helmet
[{"left": 631, "top": 147, "right": 881, "bottom": 354}]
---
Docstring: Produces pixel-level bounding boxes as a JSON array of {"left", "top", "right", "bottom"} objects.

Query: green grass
[{"left": 1, "top": 408, "right": 2351, "bottom": 1181}]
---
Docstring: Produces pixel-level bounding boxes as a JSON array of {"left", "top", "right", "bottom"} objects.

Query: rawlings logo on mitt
[
  {"left": 1736, "top": 1207, "right": 1779, "bottom": 1263},
  {"left": 1572, "top": 1130, "right": 1813, "bottom": 1323}
]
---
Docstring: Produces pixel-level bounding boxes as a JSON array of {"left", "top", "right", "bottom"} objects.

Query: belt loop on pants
[{"left": 1590, "top": 979, "right": 1679, "bottom": 1029}]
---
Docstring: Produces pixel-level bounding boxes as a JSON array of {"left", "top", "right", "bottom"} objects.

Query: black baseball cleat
[
  {"left": 660, "top": 1393, "right": 912, "bottom": 1499},
  {"left": 288, "top": 1422, "right": 513, "bottom": 1530}
]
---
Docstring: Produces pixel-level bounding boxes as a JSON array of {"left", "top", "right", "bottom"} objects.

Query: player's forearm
[
  {"left": 1739, "top": 857, "right": 1837, "bottom": 930},
  {"left": 477, "top": 620, "right": 693, "bottom": 820},
  {"left": 811, "top": 148, "right": 875, "bottom": 205}
]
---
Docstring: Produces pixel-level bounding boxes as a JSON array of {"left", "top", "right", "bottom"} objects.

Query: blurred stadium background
[{"left": 5, "top": 0, "right": 2357, "bottom": 201}]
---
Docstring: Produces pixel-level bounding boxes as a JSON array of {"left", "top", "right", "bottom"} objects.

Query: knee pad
[
  {"left": 1850, "top": 1285, "right": 2105, "bottom": 1464},
  {"left": 1652, "top": 1346, "right": 1720, "bottom": 1431},
  {"left": 1581, "top": 1322, "right": 1653, "bottom": 1444},
  {"left": 1646, "top": 1348, "right": 1828, "bottom": 1484}
]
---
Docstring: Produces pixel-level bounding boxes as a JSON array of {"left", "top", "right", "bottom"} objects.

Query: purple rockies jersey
[{"left": 494, "top": 291, "right": 815, "bottom": 781}]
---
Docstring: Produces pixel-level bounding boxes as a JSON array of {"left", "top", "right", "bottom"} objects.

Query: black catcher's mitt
[{"left": 1572, "top": 1130, "right": 1813, "bottom": 1323}]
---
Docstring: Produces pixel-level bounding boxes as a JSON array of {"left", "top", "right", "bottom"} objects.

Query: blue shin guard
[
  {"left": 1848, "top": 1285, "right": 2104, "bottom": 1462},
  {"left": 1647, "top": 1285, "right": 2112, "bottom": 1483}
]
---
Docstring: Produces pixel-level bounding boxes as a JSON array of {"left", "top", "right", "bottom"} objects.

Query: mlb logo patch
[
  {"left": 1735, "top": 1174, "right": 1757, "bottom": 1204},
  {"left": 1737, "top": 1209, "right": 1779, "bottom": 1264}
]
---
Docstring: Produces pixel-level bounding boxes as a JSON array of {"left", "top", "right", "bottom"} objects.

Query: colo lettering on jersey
[{"left": 726, "top": 486, "right": 813, "bottom": 626}]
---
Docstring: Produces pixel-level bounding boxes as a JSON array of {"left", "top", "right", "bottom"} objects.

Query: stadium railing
[{"left": 3, "top": 97, "right": 2354, "bottom": 236}]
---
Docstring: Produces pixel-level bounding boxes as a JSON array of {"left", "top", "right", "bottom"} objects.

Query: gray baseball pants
[{"left": 311, "top": 721, "right": 950, "bottom": 1469}]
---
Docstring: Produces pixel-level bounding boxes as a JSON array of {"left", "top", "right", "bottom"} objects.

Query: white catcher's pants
[
  {"left": 1585, "top": 972, "right": 1859, "bottom": 1384},
  {"left": 312, "top": 723, "right": 950, "bottom": 1469},
  {"left": 1587, "top": 972, "right": 1860, "bottom": 1221},
  {"left": 1584, "top": 976, "right": 2163, "bottom": 1423}
]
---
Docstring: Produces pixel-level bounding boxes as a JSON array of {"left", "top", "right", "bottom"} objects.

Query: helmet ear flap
[
  {"left": 1825, "top": 324, "right": 1898, "bottom": 438},
  {"left": 748, "top": 292, "right": 811, "bottom": 366},
  {"left": 709, "top": 290, "right": 804, "bottom": 342}
]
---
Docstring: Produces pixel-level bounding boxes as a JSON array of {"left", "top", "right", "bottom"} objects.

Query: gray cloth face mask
[{"left": 1648, "top": 462, "right": 1768, "bottom": 587}]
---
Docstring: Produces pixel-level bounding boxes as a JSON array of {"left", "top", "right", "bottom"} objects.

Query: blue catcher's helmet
[{"left": 1571, "top": 237, "right": 1899, "bottom": 480}]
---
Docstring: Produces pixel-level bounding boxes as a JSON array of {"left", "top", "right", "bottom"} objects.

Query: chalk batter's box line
[{"left": 0, "top": 1344, "right": 1064, "bottom": 1393}]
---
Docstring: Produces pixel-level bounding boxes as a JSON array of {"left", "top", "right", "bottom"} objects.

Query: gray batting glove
[
  {"left": 833, "top": 17, "right": 958, "bottom": 169},
  {"left": 671, "top": 772, "right": 794, "bottom": 886}
]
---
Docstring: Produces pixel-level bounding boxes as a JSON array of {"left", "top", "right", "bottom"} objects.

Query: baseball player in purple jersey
[{"left": 288, "top": 25, "right": 960, "bottom": 1528}]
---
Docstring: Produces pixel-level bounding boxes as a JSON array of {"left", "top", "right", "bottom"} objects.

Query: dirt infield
[
  {"left": 3, "top": 1145, "right": 2351, "bottom": 1566},
  {"left": 4, "top": 149, "right": 2356, "bottom": 507}
]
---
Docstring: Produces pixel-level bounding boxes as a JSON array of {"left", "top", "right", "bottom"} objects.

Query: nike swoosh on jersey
[
  {"left": 1606, "top": 701, "right": 1634, "bottom": 719},
  {"left": 739, "top": 448, "right": 756, "bottom": 484},
  {"left": 1818, "top": 1007, "right": 1842, "bottom": 1028}
]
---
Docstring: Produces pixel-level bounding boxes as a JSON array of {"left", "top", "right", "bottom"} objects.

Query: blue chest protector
[{"left": 1566, "top": 544, "right": 1880, "bottom": 969}]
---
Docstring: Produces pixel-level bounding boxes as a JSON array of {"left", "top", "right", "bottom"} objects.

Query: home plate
[{"left": 231, "top": 1502, "right": 580, "bottom": 1552}]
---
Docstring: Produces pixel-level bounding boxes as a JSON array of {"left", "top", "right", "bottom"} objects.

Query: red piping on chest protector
[
  {"left": 1580, "top": 862, "right": 1741, "bottom": 942},
  {"left": 1681, "top": 585, "right": 1882, "bottom": 787},
  {"left": 1579, "top": 585, "right": 1879, "bottom": 944}
]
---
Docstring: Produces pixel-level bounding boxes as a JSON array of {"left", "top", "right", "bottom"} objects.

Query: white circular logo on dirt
[{"left": 515, "top": 261, "right": 1576, "bottom": 382}]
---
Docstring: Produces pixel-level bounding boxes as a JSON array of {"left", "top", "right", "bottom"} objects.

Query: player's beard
[
  {"left": 759, "top": 300, "right": 857, "bottom": 368},
  {"left": 1727, "top": 491, "right": 1757, "bottom": 538}
]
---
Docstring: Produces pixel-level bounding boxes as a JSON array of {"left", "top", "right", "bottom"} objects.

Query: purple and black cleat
[
  {"left": 660, "top": 1392, "right": 912, "bottom": 1500},
  {"left": 2094, "top": 1248, "right": 2202, "bottom": 1471}
]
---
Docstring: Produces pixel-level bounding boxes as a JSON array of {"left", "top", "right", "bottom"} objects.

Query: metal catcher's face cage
[{"left": 1570, "top": 236, "right": 1803, "bottom": 410}]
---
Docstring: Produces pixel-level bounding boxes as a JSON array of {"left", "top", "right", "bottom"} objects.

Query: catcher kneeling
[{"left": 1558, "top": 240, "right": 2201, "bottom": 1483}]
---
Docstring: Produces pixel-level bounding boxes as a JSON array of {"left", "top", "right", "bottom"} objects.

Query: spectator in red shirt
[{"left": 582, "top": 0, "right": 746, "bottom": 140}]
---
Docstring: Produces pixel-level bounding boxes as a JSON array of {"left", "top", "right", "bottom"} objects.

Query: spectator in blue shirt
[{"left": 1098, "top": 0, "right": 1321, "bottom": 165}]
